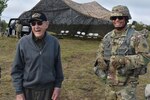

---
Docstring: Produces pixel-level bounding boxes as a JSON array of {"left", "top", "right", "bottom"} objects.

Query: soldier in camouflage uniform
[
  {"left": 94, "top": 5, "right": 150, "bottom": 100},
  {"left": 15, "top": 20, "right": 22, "bottom": 39}
]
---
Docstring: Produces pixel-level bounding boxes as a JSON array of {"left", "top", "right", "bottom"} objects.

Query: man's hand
[
  {"left": 93, "top": 66, "right": 106, "bottom": 79},
  {"left": 110, "top": 56, "right": 124, "bottom": 69},
  {"left": 52, "top": 87, "right": 61, "bottom": 100},
  {"left": 110, "top": 55, "right": 133, "bottom": 70},
  {"left": 96, "top": 57, "right": 107, "bottom": 70},
  {"left": 16, "top": 94, "right": 25, "bottom": 100}
]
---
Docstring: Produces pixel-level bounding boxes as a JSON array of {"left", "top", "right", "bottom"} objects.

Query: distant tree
[
  {"left": 147, "top": 25, "right": 150, "bottom": 31},
  {"left": 134, "top": 22, "right": 144, "bottom": 31},
  {"left": 0, "top": 0, "right": 9, "bottom": 32},
  {"left": 0, "top": 19, "right": 7, "bottom": 32},
  {"left": 0, "top": 0, "right": 9, "bottom": 16},
  {"left": 130, "top": 21, "right": 150, "bottom": 31}
]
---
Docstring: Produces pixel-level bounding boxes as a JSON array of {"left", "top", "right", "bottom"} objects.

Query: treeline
[
  {"left": 130, "top": 21, "right": 150, "bottom": 31},
  {"left": 0, "top": 20, "right": 7, "bottom": 32},
  {"left": 0, "top": 20, "right": 150, "bottom": 34}
]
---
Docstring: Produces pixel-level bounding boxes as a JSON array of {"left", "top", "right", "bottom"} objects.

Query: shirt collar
[{"left": 32, "top": 32, "right": 46, "bottom": 42}]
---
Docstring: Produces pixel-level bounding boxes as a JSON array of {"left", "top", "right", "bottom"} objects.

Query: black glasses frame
[
  {"left": 110, "top": 16, "right": 125, "bottom": 20},
  {"left": 31, "top": 21, "right": 43, "bottom": 26}
]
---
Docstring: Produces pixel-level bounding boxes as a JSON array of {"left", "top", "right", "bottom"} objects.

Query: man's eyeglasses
[
  {"left": 31, "top": 21, "right": 43, "bottom": 26},
  {"left": 110, "top": 16, "right": 125, "bottom": 20}
]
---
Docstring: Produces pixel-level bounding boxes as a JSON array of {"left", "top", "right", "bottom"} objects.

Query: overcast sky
[{"left": 1, "top": 0, "right": 150, "bottom": 25}]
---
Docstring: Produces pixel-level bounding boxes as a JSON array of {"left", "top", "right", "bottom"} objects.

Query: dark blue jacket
[{"left": 11, "top": 32, "right": 64, "bottom": 94}]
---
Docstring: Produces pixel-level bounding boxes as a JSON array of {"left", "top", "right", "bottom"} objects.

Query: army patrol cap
[
  {"left": 29, "top": 12, "right": 47, "bottom": 22},
  {"left": 110, "top": 5, "right": 131, "bottom": 19}
]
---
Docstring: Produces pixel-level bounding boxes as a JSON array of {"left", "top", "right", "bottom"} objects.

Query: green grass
[{"left": 0, "top": 35, "right": 150, "bottom": 100}]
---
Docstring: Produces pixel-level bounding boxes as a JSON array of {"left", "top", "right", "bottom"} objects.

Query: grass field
[{"left": 0, "top": 35, "right": 150, "bottom": 100}]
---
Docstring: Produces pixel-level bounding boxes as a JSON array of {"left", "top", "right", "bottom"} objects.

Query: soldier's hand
[
  {"left": 110, "top": 56, "right": 134, "bottom": 69},
  {"left": 110, "top": 56, "right": 125, "bottom": 69},
  {"left": 93, "top": 66, "right": 98, "bottom": 73},
  {"left": 96, "top": 57, "right": 107, "bottom": 70}
]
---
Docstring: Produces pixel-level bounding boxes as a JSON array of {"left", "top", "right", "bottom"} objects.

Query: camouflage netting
[{"left": 19, "top": 0, "right": 113, "bottom": 37}]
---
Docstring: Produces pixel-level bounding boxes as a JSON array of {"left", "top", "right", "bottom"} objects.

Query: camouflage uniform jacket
[
  {"left": 15, "top": 23, "right": 22, "bottom": 32},
  {"left": 95, "top": 26, "right": 150, "bottom": 85}
]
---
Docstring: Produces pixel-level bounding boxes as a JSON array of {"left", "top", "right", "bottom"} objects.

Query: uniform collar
[{"left": 111, "top": 26, "right": 128, "bottom": 38}]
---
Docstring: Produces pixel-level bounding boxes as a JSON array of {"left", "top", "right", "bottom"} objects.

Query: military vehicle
[{"left": 5, "top": 18, "right": 31, "bottom": 37}]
